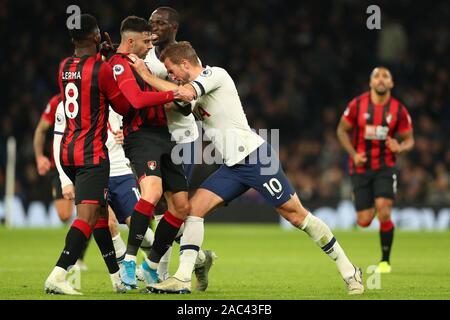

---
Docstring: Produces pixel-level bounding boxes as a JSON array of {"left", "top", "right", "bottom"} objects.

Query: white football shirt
[
  {"left": 190, "top": 66, "right": 264, "bottom": 166},
  {"left": 144, "top": 47, "right": 199, "bottom": 144},
  {"left": 106, "top": 107, "right": 133, "bottom": 177}
]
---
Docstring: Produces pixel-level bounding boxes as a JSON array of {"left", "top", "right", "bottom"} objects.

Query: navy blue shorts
[
  {"left": 108, "top": 174, "right": 140, "bottom": 224},
  {"left": 200, "top": 142, "right": 295, "bottom": 207}
]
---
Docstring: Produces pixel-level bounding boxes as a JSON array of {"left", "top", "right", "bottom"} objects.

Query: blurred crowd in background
[{"left": 0, "top": 0, "right": 449, "bottom": 211}]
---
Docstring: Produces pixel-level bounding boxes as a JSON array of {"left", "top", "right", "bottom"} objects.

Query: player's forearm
[
  {"left": 399, "top": 136, "right": 414, "bottom": 153},
  {"left": 337, "top": 127, "right": 357, "bottom": 157},
  {"left": 33, "top": 128, "right": 46, "bottom": 158},
  {"left": 130, "top": 90, "right": 174, "bottom": 109},
  {"left": 119, "top": 79, "right": 174, "bottom": 109},
  {"left": 139, "top": 68, "right": 178, "bottom": 91}
]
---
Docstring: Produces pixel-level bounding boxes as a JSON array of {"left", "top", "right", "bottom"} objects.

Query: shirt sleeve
[
  {"left": 111, "top": 55, "right": 174, "bottom": 109},
  {"left": 53, "top": 103, "right": 72, "bottom": 189},
  {"left": 98, "top": 62, "right": 131, "bottom": 115},
  {"left": 41, "top": 94, "right": 62, "bottom": 124},
  {"left": 190, "top": 67, "right": 224, "bottom": 98},
  {"left": 397, "top": 105, "right": 413, "bottom": 133},
  {"left": 341, "top": 98, "right": 358, "bottom": 127}
]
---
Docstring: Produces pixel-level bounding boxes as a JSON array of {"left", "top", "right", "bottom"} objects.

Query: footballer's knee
[
  {"left": 357, "top": 209, "right": 375, "bottom": 227},
  {"left": 277, "top": 194, "right": 308, "bottom": 227},
  {"left": 139, "top": 178, "right": 163, "bottom": 204},
  {"left": 54, "top": 199, "right": 73, "bottom": 222},
  {"left": 170, "top": 200, "right": 191, "bottom": 220},
  {"left": 375, "top": 198, "right": 393, "bottom": 222}
]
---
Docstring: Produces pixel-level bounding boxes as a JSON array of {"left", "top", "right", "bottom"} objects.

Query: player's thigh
[
  {"left": 373, "top": 167, "right": 396, "bottom": 220},
  {"left": 373, "top": 167, "right": 397, "bottom": 201},
  {"left": 74, "top": 159, "right": 110, "bottom": 207},
  {"left": 108, "top": 174, "right": 140, "bottom": 224},
  {"left": 351, "top": 172, "right": 375, "bottom": 212},
  {"left": 124, "top": 132, "right": 164, "bottom": 201},
  {"left": 161, "top": 153, "right": 188, "bottom": 196},
  {"left": 198, "top": 165, "right": 249, "bottom": 216},
  {"left": 190, "top": 188, "right": 228, "bottom": 218},
  {"left": 239, "top": 142, "right": 295, "bottom": 208}
]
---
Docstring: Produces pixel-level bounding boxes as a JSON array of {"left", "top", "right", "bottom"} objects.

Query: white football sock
[
  {"left": 112, "top": 233, "right": 126, "bottom": 261},
  {"left": 174, "top": 216, "right": 204, "bottom": 281},
  {"left": 140, "top": 227, "right": 154, "bottom": 257},
  {"left": 300, "top": 212, "right": 355, "bottom": 279},
  {"left": 157, "top": 246, "right": 173, "bottom": 281},
  {"left": 124, "top": 254, "right": 136, "bottom": 263}
]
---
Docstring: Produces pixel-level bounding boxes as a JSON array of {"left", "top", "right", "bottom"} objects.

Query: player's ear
[
  {"left": 172, "top": 23, "right": 179, "bottom": 34},
  {"left": 127, "top": 37, "right": 133, "bottom": 48}
]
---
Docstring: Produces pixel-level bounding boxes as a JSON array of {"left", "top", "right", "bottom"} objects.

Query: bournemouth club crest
[{"left": 147, "top": 161, "right": 157, "bottom": 171}]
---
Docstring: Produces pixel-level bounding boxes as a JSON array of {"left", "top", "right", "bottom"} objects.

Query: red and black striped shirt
[
  {"left": 108, "top": 53, "right": 173, "bottom": 136},
  {"left": 341, "top": 92, "right": 413, "bottom": 175},
  {"left": 58, "top": 55, "right": 128, "bottom": 166}
]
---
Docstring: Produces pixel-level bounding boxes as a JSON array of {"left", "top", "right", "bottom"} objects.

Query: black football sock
[
  {"left": 149, "top": 210, "right": 184, "bottom": 264},
  {"left": 380, "top": 220, "right": 395, "bottom": 263},
  {"left": 78, "top": 234, "right": 91, "bottom": 261},
  {"left": 56, "top": 219, "right": 92, "bottom": 270},
  {"left": 126, "top": 199, "right": 155, "bottom": 256},
  {"left": 93, "top": 218, "right": 119, "bottom": 274}
]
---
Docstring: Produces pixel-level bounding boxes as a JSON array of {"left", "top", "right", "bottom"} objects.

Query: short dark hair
[
  {"left": 160, "top": 41, "right": 199, "bottom": 65},
  {"left": 120, "top": 16, "right": 151, "bottom": 34},
  {"left": 154, "top": 7, "right": 180, "bottom": 25},
  {"left": 68, "top": 14, "right": 98, "bottom": 41}
]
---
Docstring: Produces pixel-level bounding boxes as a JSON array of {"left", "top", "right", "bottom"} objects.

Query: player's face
[
  {"left": 370, "top": 68, "right": 394, "bottom": 95},
  {"left": 164, "top": 58, "right": 191, "bottom": 84},
  {"left": 131, "top": 31, "right": 152, "bottom": 59},
  {"left": 149, "top": 11, "right": 176, "bottom": 45}
]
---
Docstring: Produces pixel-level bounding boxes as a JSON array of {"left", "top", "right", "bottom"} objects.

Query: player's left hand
[
  {"left": 386, "top": 136, "right": 402, "bottom": 153},
  {"left": 113, "top": 129, "right": 124, "bottom": 145}
]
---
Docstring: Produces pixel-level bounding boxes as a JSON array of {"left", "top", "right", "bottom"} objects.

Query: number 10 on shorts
[{"left": 263, "top": 178, "right": 283, "bottom": 197}]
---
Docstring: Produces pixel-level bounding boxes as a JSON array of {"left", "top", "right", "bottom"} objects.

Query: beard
[{"left": 374, "top": 86, "right": 388, "bottom": 96}]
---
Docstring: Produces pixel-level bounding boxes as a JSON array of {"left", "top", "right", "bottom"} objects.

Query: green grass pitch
[{"left": 1, "top": 224, "right": 449, "bottom": 300}]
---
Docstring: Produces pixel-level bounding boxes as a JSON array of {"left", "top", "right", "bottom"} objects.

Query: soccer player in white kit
[
  {"left": 140, "top": 7, "right": 216, "bottom": 290},
  {"left": 129, "top": 41, "right": 364, "bottom": 295}
]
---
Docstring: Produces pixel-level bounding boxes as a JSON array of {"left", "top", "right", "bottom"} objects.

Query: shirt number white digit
[{"left": 64, "top": 83, "right": 79, "bottom": 119}]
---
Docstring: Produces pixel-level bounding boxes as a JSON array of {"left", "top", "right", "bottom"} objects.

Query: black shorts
[
  {"left": 49, "top": 168, "right": 63, "bottom": 200},
  {"left": 62, "top": 159, "right": 110, "bottom": 206},
  {"left": 350, "top": 166, "right": 398, "bottom": 211},
  {"left": 124, "top": 127, "right": 187, "bottom": 193}
]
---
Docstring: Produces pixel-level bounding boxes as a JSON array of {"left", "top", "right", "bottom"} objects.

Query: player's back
[
  {"left": 192, "top": 66, "right": 264, "bottom": 166},
  {"left": 58, "top": 55, "right": 110, "bottom": 167}
]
